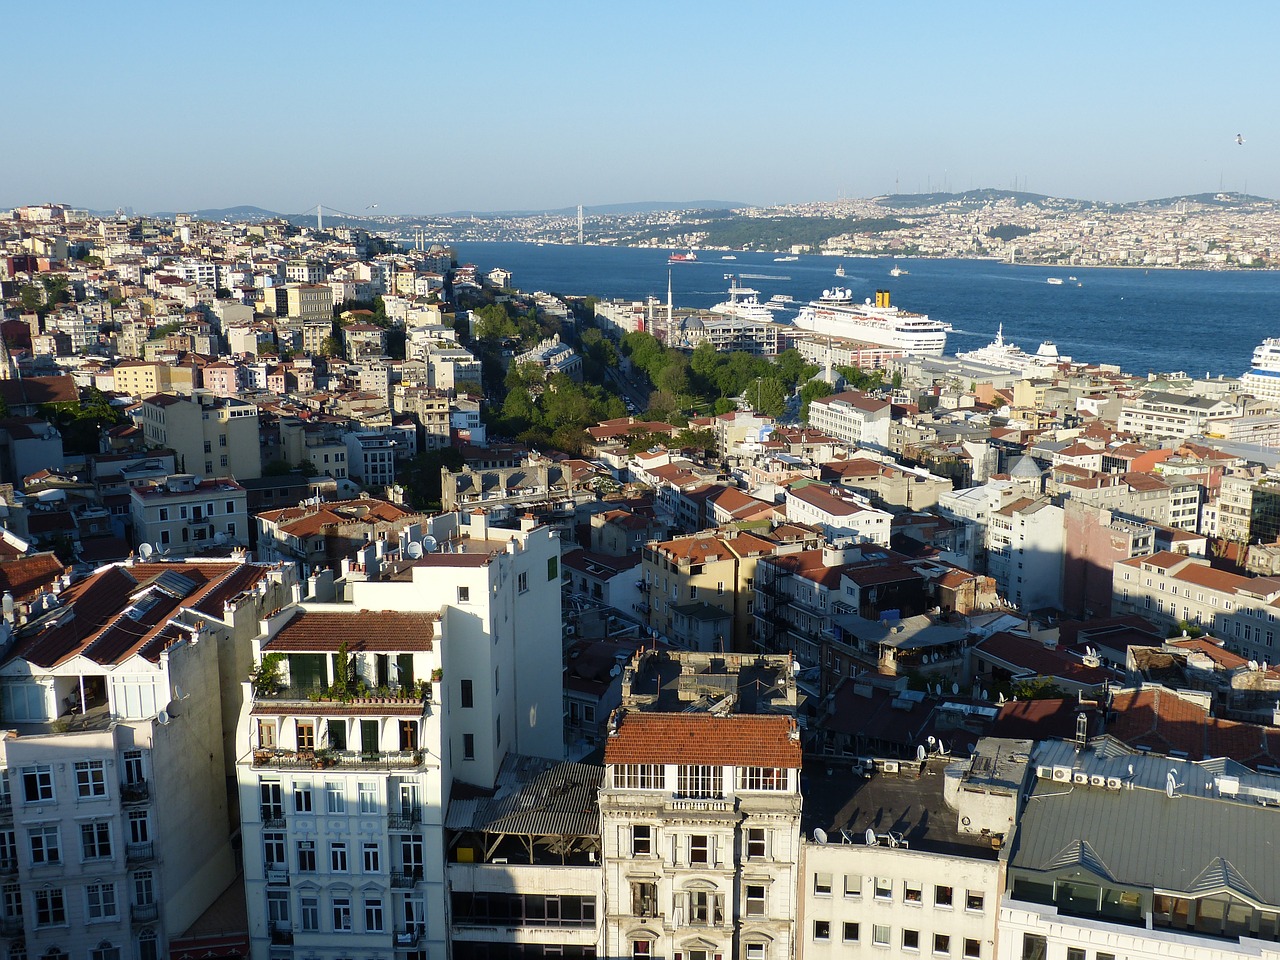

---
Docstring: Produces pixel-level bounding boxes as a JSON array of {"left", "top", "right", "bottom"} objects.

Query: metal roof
[{"left": 446, "top": 754, "right": 602, "bottom": 838}]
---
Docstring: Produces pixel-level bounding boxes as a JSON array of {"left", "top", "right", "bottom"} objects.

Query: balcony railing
[
  {"left": 252, "top": 748, "right": 424, "bottom": 771},
  {"left": 0, "top": 916, "right": 22, "bottom": 937},
  {"left": 390, "top": 869, "right": 423, "bottom": 889},
  {"left": 0, "top": 859, "right": 16, "bottom": 877},
  {"left": 121, "top": 781, "right": 151, "bottom": 805},
  {"left": 269, "top": 924, "right": 294, "bottom": 945},
  {"left": 126, "top": 842, "right": 154, "bottom": 863},
  {"left": 0, "top": 799, "right": 11, "bottom": 822},
  {"left": 387, "top": 808, "right": 421, "bottom": 830},
  {"left": 261, "top": 810, "right": 286, "bottom": 829},
  {"left": 395, "top": 925, "right": 425, "bottom": 946},
  {"left": 131, "top": 903, "right": 159, "bottom": 923}
]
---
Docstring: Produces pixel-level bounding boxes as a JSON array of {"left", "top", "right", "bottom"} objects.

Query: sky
[{"left": 3, "top": 1, "right": 1276, "bottom": 214}]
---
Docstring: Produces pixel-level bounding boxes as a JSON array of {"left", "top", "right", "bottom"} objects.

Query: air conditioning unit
[
  {"left": 1089, "top": 775, "right": 1106, "bottom": 787},
  {"left": 1072, "top": 771, "right": 1089, "bottom": 785},
  {"left": 1051, "top": 766, "right": 1072, "bottom": 782},
  {"left": 1036, "top": 765, "right": 1053, "bottom": 780},
  {"left": 881, "top": 760, "right": 899, "bottom": 774},
  {"left": 1105, "top": 777, "right": 1123, "bottom": 790}
]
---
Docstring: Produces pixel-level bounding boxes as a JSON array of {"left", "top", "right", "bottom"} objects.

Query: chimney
[
  {"left": 471, "top": 508, "right": 489, "bottom": 541},
  {"left": 520, "top": 512, "right": 537, "bottom": 533}
]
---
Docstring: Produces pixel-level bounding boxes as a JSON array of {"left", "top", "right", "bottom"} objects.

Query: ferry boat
[
  {"left": 834, "top": 264, "right": 846, "bottom": 277},
  {"left": 1241, "top": 339, "right": 1280, "bottom": 404},
  {"left": 791, "top": 287, "right": 949, "bottom": 355},
  {"left": 889, "top": 264, "right": 908, "bottom": 277},
  {"left": 709, "top": 277, "right": 776, "bottom": 323},
  {"left": 721, "top": 255, "right": 737, "bottom": 260},
  {"left": 1046, "top": 277, "right": 1064, "bottom": 285},
  {"left": 956, "top": 323, "right": 1069, "bottom": 373},
  {"left": 774, "top": 255, "right": 799, "bottom": 262},
  {"left": 668, "top": 251, "right": 697, "bottom": 263}
]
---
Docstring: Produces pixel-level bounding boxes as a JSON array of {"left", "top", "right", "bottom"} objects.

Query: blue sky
[{"left": 4, "top": 1, "right": 1273, "bottom": 213}]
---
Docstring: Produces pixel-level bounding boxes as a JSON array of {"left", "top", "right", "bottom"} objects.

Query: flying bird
[{"left": 1236, "top": 134, "right": 1245, "bottom": 145}]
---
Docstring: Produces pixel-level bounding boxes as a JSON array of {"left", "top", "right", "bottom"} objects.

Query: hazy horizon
[{"left": 5, "top": 1, "right": 1273, "bottom": 215}]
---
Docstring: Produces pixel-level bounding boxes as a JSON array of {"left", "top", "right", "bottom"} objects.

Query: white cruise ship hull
[{"left": 792, "top": 308, "right": 947, "bottom": 355}]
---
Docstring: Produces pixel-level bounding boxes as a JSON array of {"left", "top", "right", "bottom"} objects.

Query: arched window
[
  {"left": 137, "top": 930, "right": 158, "bottom": 960},
  {"left": 41, "top": 948, "right": 69, "bottom": 960},
  {"left": 89, "top": 943, "right": 120, "bottom": 960}
]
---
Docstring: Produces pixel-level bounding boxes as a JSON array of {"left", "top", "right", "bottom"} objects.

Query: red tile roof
[
  {"left": 265, "top": 609, "right": 436, "bottom": 652},
  {"left": 0, "top": 552, "right": 64, "bottom": 602},
  {"left": 604, "top": 712, "right": 801, "bottom": 767}
]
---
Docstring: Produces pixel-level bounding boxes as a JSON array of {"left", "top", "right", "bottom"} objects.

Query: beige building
[
  {"left": 138, "top": 391, "right": 262, "bottom": 480},
  {"left": 285, "top": 283, "right": 333, "bottom": 323}
]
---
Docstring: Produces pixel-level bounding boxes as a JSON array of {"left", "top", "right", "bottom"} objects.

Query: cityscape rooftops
[
  {"left": 604, "top": 711, "right": 802, "bottom": 768},
  {"left": 262, "top": 607, "right": 436, "bottom": 653}
]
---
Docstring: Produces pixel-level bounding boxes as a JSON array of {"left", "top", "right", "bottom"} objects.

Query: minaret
[{"left": 666, "top": 270, "right": 673, "bottom": 341}]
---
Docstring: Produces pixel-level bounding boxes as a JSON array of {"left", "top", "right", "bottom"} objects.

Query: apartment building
[
  {"left": 599, "top": 650, "right": 803, "bottom": 960},
  {"left": 1117, "top": 390, "right": 1240, "bottom": 442},
  {"left": 129, "top": 475, "right": 248, "bottom": 557},
  {"left": 344, "top": 433, "right": 397, "bottom": 489},
  {"left": 784, "top": 482, "right": 893, "bottom": 547},
  {"left": 800, "top": 739, "right": 1015, "bottom": 960},
  {"left": 1002, "top": 739, "right": 1280, "bottom": 960},
  {"left": 1112, "top": 550, "right": 1280, "bottom": 662},
  {"left": 985, "top": 497, "right": 1064, "bottom": 612},
  {"left": 256, "top": 498, "right": 421, "bottom": 571},
  {"left": 285, "top": 284, "right": 333, "bottom": 323},
  {"left": 1217, "top": 470, "right": 1280, "bottom": 544},
  {"left": 807, "top": 391, "right": 892, "bottom": 452},
  {"left": 0, "top": 558, "right": 293, "bottom": 960},
  {"left": 137, "top": 392, "right": 262, "bottom": 480}
]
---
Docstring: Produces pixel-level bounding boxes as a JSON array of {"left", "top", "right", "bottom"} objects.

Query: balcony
[
  {"left": 0, "top": 799, "right": 11, "bottom": 823},
  {"left": 269, "top": 924, "right": 294, "bottom": 945},
  {"left": 131, "top": 902, "right": 159, "bottom": 923},
  {"left": 388, "top": 808, "right": 421, "bottom": 831},
  {"left": 261, "top": 808, "right": 286, "bottom": 829},
  {"left": 252, "top": 747, "right": 425, "bottom": 771},
  {"left": 395, "top": 926, "right": 425, "bottom": 947},
  {"left": 390, "top": 869, "right": 423, "bottom": 889},
  {"left": 121, "top": 780, "right": 151, "bottom": 805},
  {"left": 126, "top": 841, "right": 154, "bottom": 863},
  {"left": 0, "top": 858, "right": 15, "bottom": 877},
  {"left": 0, "top": 916, "right": 22, "bottom": 937}
]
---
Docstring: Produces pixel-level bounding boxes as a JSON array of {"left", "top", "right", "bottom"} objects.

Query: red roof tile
[
  {"left": 265, "top": 609, "right": 436, "bottom": 652},
  {"left": 604, "top": 713, "right": 801, "bottom": 767}
]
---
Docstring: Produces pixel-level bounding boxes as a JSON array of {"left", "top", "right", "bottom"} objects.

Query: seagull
[
  {"left": 1236, "top": 134, "right": 1245, "bottom": 145},
  {"left": 365, "top": 203, "right": 379, "bottom": 210}
]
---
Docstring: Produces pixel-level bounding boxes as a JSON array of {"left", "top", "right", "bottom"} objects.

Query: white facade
[
  {"left": 344, "top": 433, "right": 397, "bottom": 489},
  {"left": 129, "top": 474, "right": 248, "bottom": 557},
  {"left": 807, "top": 392, "right": 892, "bottom": 452},
  {"left": 985, "top": 498, "right": 1064, "bottom": 611}
]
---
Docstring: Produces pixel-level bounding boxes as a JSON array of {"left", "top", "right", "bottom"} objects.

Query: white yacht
[
  {"left": 709, "top": 276, "right": 776, "bottom": 323},
  {"left": 791, "top": 287, "right": 950, "bottom": 355},
  {"left": 956, "top": 323, "right": 1070, "bottom": 373},
  {"left": 1241, "top": 339, "right": 1280, "bottom": 403}
]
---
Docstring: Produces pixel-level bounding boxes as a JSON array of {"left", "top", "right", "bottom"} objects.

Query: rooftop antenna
[
  {"left": 916, "top": 744, "right": 927, "bottom": 762},
  {"left": 138, "top": 543, "right": 154, "bottom": 561},
  {"left": 865, "top": 827, "right": 877, "bottom": 846},
  {"left": 813, "top": 828, "right": 828, "bottom": 844},
  {"left": 1166, "top": 769, "right": 1183, "bottom": 799}
]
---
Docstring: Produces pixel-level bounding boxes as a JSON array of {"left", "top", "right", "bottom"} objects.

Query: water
[{"left": 452, "top": 242, "right": 1280, "bottom": 377}]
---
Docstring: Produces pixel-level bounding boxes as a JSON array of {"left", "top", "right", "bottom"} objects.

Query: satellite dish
[
  {"left": 865, "top": 828, "right": 877, "bottom": 846},
  {"left": 405, "top": 542, "right": 423, "bottom": 559},
  {"left": 138, "top": 543, "right": 154, "bottom": 560},
  {"left": 951, "top": 682, "right": 960, "bottom": 695},
  {"left": 916, "top": 745, "right": 926, "bottom": 762},
  {"left": 981, "top": 689, "right": 989, "bottom": 701},
  {"left": 421, "top": 536, "right": 438, "bottom": 553},
  {"left": 813, "top": 828, "right": 828, "bottom": 844},
  {"left": 1166, "top": 770, "right": 1179, "bottom": 799},
  {"left": 156, "top": 710, "right": 170, "bottom": 726},
  {"left": 927, "top": 736, "right": 936, "bottom": 747}
]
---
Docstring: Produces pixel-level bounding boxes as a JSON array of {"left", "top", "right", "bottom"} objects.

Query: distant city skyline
[{"left": 5, "top": 1, "right": 1273, "bottom": 214}]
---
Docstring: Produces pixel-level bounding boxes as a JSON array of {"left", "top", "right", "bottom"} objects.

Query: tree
[
  {"left": 473, "top": 303, "right": 518, "bottom": 341},
  {"left": 749, "top": 377, "right": 788, "bottom": 419},
  {"left": 18, "top": 285, "right": 44, "bottom": 314},
  {"left": 397, "top": 446, "right": 465, "bottom": 511},
  {"left": 799, "top": 380, "right": 834, "bottom": 423},
  {"left": 673, "top": 427, "right": 717, "bottom": 456}
]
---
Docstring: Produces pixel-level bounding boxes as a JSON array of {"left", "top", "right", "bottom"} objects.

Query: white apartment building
[
  {"left": 0, "top": 558, "right": 292, "bottom": 960},
  {"left": 344, "top": 433, "right": 397, "bottom": 489},
  {"left": 599, "top": 651, "right": 803, "bottom": 960},
  {"left": 799, "top": 740, "right": 1017, "bottom": 960},
  {"left": 807, "top": 391, "right": 892, "bottom": 452},
  {"left": 784, "top": 482, "right": 893, "bottom": 547},
  {"left": 1117, "top": 390, "right": 1240, "bottom": 442},
  {"left": 936, "top": 480, "right": 1018, "bottom": 571},
  {"left": 129, "top": 475, "right": 248, "bottom": 557},
  {"left": 424, "top": 346, "right": 481, "bottom": 392},
  {"left": 985, "top": 497, "right": 1064, "bottom": 611},
  {"left": 137, "top": 391, "right": 262, "bottom": 481}
]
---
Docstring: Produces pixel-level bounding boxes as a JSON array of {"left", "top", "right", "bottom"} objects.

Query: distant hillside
[{"left": 444, "top": 200, "right": 749, "bottom": 218}]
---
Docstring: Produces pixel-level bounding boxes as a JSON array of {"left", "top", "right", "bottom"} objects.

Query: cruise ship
[
  {"left": 1241, "top": 338, "right": 1280, "bottom": 403},
  {"left": 955, "top": 323, "right": 1069, "bottom": 373},
  {"left": 791, "top": 287, "right": 949, "bottom": 355}
]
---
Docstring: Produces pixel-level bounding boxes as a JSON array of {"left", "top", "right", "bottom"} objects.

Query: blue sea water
[{"left": 452, "top": 241, "right": 1280, "bottom": 377}]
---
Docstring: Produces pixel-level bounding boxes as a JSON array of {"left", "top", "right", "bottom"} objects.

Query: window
[
  {"left": 814, "top": 872, "right": 832, "bottom": 896},
  {"left": 158, "top": 508, "right": 169, "bottom": 521},
  {"left": 965, "top": 890, "right": 985, "bottom": 912},
  {"left": 297, "top": 722, "right": 315, "bottom": 752},
  {"left": 362, "top": 842, "right": 380, "bottom": 873},
  {"left": 460, "top": 679, "right": 473, "bottom": 708},
  {"left": 75, "top": 761, "right": 107, "bottom": 798},
  {"left": 203, "top": 441, "right": 212, "bottom": 454},
  {"left": 903, "top": 929, "right": 920, "bottom": 952},
  {"left": 935, "top": 885, "right": 953, "bottom": 907},
  {"left": 547, "top": 557, "right": 558, "bottom": 580},
  {"left": 963, "top": 941, "right": 981, "bottom": 960},
  {"left": 89, "top": 945, "right": 119, "bottom": 960},
  {"left": 81, "top": 821, "right": 112, "bottom": 860},
  {"left": 29, "top": 825, "right": 60, "bottom": 864},
  {"left": 326, "top": 782, "right": 344, "bottom": 814},
  {"left": 1020, "top": 935, "right": 1046, "bottom": 960},
  {"left": 738, "top": 767, "right": 786, "bottom": 791},
  {"left": 294, "top": 785, "right": 312, "bottom": 813},
  {"left": 127, "top": 812, "right": 149, "bottom": 844},
  {"left": 220, "top": 455, "right": 228, "bottom": 468},
  {"left": 745, "top": 884, "right": 765, "bottom": 916},
  {"left": 86, "top": 882, "right": 117, "bottom": 920},
  {"left": 746, "top": 944, "right": 766, "bottom": 960},
  {"left": 297, "top": 842, "right": 316, "bottom": 872},
  {"left": 677, "top": 764, "right": 721, "bottom": 798},
  {"left": 133, "top": 871, "right": 154, "bottom": 908},
  {"left": 364, "top": 897, "right": 384, "bottom": 933},
  {"left": 904, "top": 881, "right": 922, "bottom": 904},
  {"left": 614, "top": 764, "right": 662, "bottom": 789},
  {"left": 518, "top": 571, "right": 528, "bottom": 593},
  {"left": 934, "top": 934, "right": 951, "bottom": 956},
  {"left": 263, "top": 832, "right": 285, "bottom": 867},
  {"left": 875, "top": 877, "right": 892, "bottom": 900},
  {"left": 632, "top": 825, "right": 652, "bottom": 856},
  {"left": 22, "top": 765, "right": 53, "bottom": 803},
  {"left": 689, "top": 834, "right": 710, "bottom": 865},
  {"left": 463, "top": 734, "right": 475, "bottom": 761},
  {"left": 873, "top": 925, "right": 890, "bottom": 947},
  {"left": 747, "top": 827, "right": 766, "bottom": 859},
  {"left": 457, "top": 586, "right": 470, "bottom": 603},
  {"left": 843, "top": 922, "right": 860, "bottom": 942},
  {"left": 330, "top": 842, "right": 348, "bottom": 872},
  {"left": 358, "top": 782, "right": 377, "bottom": 814},
  {"left": 137, "top": 930, "right": 158, "bottom": 960},
  {"left": 632, "top": 941, "right": 652, "bottom": 960},
  {"left": 1064, "top": 951, "right": 1085, "bottom": 960},
  {"left": 333, "top": 895, "right": 352, "bottom": 931},
  {"left": 813, "top": 920, "right": 830, "bottom": 941},
  {"left": 632, "top": 882, "right": 657, "bottom": 917},
  {"left": 34, "top": 888, "right": 65, "bottom": 926},
  {"left": 122, "top": 751, "right": 144, "bottom": 786},
  {"left": 844, "top": 874, "right": 862, "bottom": 897},
  {"left": 300, "top": 895, "right": 319, "bottom": 932}
]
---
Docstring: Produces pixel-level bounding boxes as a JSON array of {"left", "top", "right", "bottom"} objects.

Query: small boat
[
  {"left": 889, "top": 265, "right": 908, "bottom": 277},
  {"left": 834, "top": 264, "right": 845, "bottom": 277},
  {"left": 1046, "top": 277, "right": 1064, "bottom": 285},
  {"left": 721, "top": 255, "right": 737, "bottom": 261},
  {"left": 773, "top": 255, "right": 799, "bottom": 262},
  {"left": 668, "top": 251, "right": 697, "bottom": 263},
  {"left": 1068, "top": 275, "right": 1078, "bottom": 281}
]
